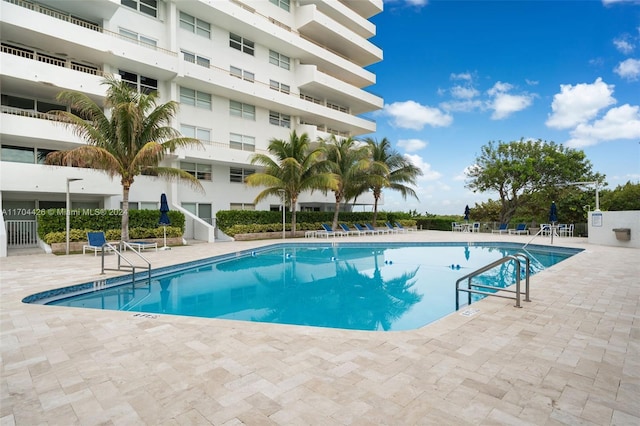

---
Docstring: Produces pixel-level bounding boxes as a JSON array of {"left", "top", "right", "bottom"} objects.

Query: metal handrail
[
  {"left": 455, "top": 254, "right": 531, "bottom": 309},
  {"left": 100, "top": 241, "right": 151, "bottom": 282}
]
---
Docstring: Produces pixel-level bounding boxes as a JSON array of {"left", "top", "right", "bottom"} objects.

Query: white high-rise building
[{"left": 0, "top": 0, "right": 383, "bottom": 253}]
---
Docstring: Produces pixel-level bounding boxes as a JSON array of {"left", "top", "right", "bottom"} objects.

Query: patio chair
[
  {"left": 395, "top": 222, "right": 416, "bottom": 232},
  {"left": 366, "top": 223, "right": 388, "bottom": 234},
  {"left": 385, "top": 222, "right": 400, "bottom": 234},
  {"left": 354, "top": 223, "right": 376, "bottom": 235},
  {"left": 452, "top": 222, "right": 464, "bottom": 232},
  {"left": 470, "top": 222, "right": 480, "bottom": 233},
  {"left": 339, "top": 223, "right": 362, "bottom": 236},
  {"left": 540, "top": 224, "right": 551, "bottom": 236},
  {"left": 317, "top": 223, "right": 345, "bottom": 238},
  {"left": 559, "top": 224, "right": 574, "bottom": 237},
  {"left": 83, "top": 231, "right": 114, "bottom": 256},
  {"left": 509, "top": 223, "right": 529, "bottom": 235},
  {"left": 492, "top": 223, "right": 509, "bottom": 234}
]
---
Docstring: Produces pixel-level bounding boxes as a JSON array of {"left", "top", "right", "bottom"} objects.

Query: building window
[
  {"left": 269, "top": 50, "right": 290, "bottom": 70},
  {"left": 229, "top": 100, "right": 255, "bottom": 120},
  {"left": 180, "top": 87, "right": 212, "bottom": 110},
  {"left": 1, "top": 94, "right": 66, "bottom": 114},
  {"left": 269, "top": 111, "right": 291, "bottom": 128},
  {"left": 180, "top": 124, "right": 211, "bottom": 144},
  {"left": 119, "top": 28, "right": 157, "bottom": 47},
  {"left": 179, "top": 11, "right": 211, "bottom": 38},
  {"left": 230, "top": 203, "right": 255, "bottom": 211},
  {"left": 1, "top": 145, "right": 35, "bottom": 164},
  {"left": 269, "top": 0, "right": 290, "bottom": 11},
  {"left": 119, "top": 70, "right": 157, "bottom": 94},
  {"left": 230, "top": 133, "right": 255, "bottom": 152},
  {"left": 122, "top": 0, "right": 158, "bottom": 18},
  {"left": 180, "top": 161, "right": 212, "bottom": 180},
  {"left": 229, "top": 33, "right": 254, "bottom": 56},
  {"left": 230, "top": 66, "right": 254, "bottom": 82},
  {"left": 269, "top": 80, "right": 290, "bottom": 94},
  {"left": 230, "top": 167, "right": 255, "bottom": 183},
  {"left": 181, "top": 50, "right": 210, "bottom": 68}
]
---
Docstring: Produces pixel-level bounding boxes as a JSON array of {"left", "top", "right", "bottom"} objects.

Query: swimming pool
[{"left": 24, "top": 242, "right": 582, "bottom": 331}]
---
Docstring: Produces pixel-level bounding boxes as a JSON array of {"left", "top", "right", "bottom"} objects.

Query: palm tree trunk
[
  {"left": 121, "top": 183, "right": 130, "bottom": 241},
  {"left": 331, "top": 193, "right": 342, "bottom": 230},
  {"left": 372, "top": 194, "right": 380, "bottom": 226},
  {"left": 290, "top": 196, "right": 297, "bottom": 237}
]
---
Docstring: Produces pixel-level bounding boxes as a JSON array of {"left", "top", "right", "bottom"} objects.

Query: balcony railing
[
  {"left": 1, "top": 43, "right": 104, "bottom": 77},
  {"left": 5, "top": 0, "right": 177, "bottom": 56},
  {"left": 1, "top": 106, "right": 70, "bottom": 122}
]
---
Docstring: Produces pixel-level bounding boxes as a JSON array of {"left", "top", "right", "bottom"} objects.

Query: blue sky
[{"left": 365, "top": 0, "right": 640, "bottom": 215}]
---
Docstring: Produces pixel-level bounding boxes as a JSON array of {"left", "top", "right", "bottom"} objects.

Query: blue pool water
[{"left": 25, "top": 242, "right": 581, "bottom": 331}]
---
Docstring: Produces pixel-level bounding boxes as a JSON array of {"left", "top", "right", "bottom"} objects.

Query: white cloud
[
  {"left": 566, "top": 104, "right": 640, "bottom": 148},
  {"left": 403, "top": 154, "right": 442, "bottom": 181},
  {"left": 602, "top": 0, "right": 640, "bottom": 5},
  {"left": 440, "top": 99, "right": 483, "bottom": 113},
  {"left": 545, "top": 78, "right": 616, "bottom": 129},
  {"left": 382, "top": 100, "right": 453, "bottom": 130},
  {"left": 450, "top": 72, "right": 473, "bottom": 81},
  {"left": 614, "top": 37, "right": 635, "bottom": 54},
  {"left": 397, "top": 138, "right": 427, "bottom": 152},
  {"left": 525, "top": 79, "right": 539, "bottom": 86},
  {"left": 614, "top": 58, "right": 640, "bottom": 80},
  {"left": 383, "top": 0, "right": 429, "bottom": 8},
  {"left": 451, "top": 85, "right": 479, "bottom": 99},
  {"left": 485, "top": 82, "right": 533, "bottom": 120}
]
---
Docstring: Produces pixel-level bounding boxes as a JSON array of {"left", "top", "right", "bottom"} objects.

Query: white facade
[{"left": 0, "top": 0, "right": 383, "bottom": 250}]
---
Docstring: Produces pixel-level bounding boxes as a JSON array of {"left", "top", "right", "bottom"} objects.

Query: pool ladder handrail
[
  {"left": 100, "top": 241, "right": 151, "bottom": 282},
  {"left": 455, "top": 253, "right": 531, "bottom": 309}
]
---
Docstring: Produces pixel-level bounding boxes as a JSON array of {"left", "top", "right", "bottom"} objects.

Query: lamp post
[
  {"left": 278, "top": 189, "right": 286, "bottom": 239},
  {"left": 66, "top": 178, "right": 83, "bottom": 255}
]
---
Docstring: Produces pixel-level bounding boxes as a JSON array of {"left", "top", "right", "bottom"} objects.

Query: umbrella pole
[{"left": 160, "top": 225, "right": 171, "bottom": 250}]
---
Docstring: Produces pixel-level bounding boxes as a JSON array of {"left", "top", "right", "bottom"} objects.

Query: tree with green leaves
[
  {"left": 246, "top": 131, "right": 337, "bottom": 236},
  {"left": 322, "top": 136, "right": 370, "bottom": 230},
  {"left": 466, "top": 138, "right": 603, "bottom": 224},
  {"left": 45, "top": 75, "right": 203, "bottom": 241},
  {"left": 601, "top": 181, "right": 640, "bottom": 211},
  {"left": 360, "top": 137, "right": 423, "bottom": 225}
]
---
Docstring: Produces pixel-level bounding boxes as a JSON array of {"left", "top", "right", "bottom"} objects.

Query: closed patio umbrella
[
  {"left": 549, "top": 201, "right": 558, "bottom": 244},
  {"left": 464, "top": 205, "right": 470, "bottom": 222},
  {"left": 159, "top": 193, "right": 171, "bottom": 250}
]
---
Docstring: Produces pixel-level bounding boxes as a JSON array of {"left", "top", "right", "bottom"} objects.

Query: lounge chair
[
  {"left": 452, "top": 222, "right": 463, "bottom": 232},
  {"left": 492, "top": 223, "right": 509, "bottom": 234},
  {"left": 366, "top": 223, "right": 387, "bottom": 234},
  {"left": 339, "top": 223, "right": 362, "bottom": 236},
  {"left": 126, "top": 240, "right": 158, "bottom": 252},
  {"left": 385, "top": 222, "right": 399, "bottom": 234},
  {"left": 354, "top": 223, "right": 376, "bottom": 235},
  {"left": 509, "top": 223, "right": 529, "bottom": 235},
  {"left": 395, "top": 222, "right": 416, "bottom": 232},
  {"left": 470, "top": 222, "right": 480, "bottom": 233},
  {"left": 540, "top": 224, "right": 551, "bottom": 236},
  {"left": 317, "top": 223, "right": 345, "bottom": 238},
  {"left": 83, "top": 231, "right": 114, "bottom": 256}
]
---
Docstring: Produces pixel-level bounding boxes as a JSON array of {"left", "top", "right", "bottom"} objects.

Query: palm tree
[
  {"left": 322, "top": 136, "right": 370, "bottom": 230},
  {"left": 362, "top": 137, "right": 423, "bottom": 225},
  {"left": 246, "top": 131, "right": 337, "bottom": 236},
  {"left": 45, "top": 75, "right": 203, "bottom": 241}
]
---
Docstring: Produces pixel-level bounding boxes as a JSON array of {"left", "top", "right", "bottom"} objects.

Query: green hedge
[
  {"left": 42, "top": 226, "right": 183, "bottom": 244},
  {"left": 216, "top": 210, "right": 420, "bottom": 237},
  {"left": 37, "top": 209, "right": 185, "bottom": 240}
]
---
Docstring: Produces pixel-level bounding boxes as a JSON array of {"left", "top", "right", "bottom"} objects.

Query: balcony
[
  {"left": 298, "top": 0, "right": 375, "bottom": 39},
  {"left": 296, "top": 4, "right": 382, "bottom": 67}
]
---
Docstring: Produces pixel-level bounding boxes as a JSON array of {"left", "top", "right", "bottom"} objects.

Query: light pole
[
  {"left": 66, "top": 178, "right": 83, "bottom": 255},
  {"left": 278, "top": 189, "right": 286, "bottom": 239}
]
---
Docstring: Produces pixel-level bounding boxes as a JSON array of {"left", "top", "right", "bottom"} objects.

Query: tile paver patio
[{"left": 1, "top": 231, "right": 638, "bottom": 425}]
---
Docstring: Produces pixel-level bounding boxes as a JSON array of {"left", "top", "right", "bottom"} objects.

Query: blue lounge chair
[
  {"left": 366, "top": 223, "right": 387, "bottom": 234},
  {"left": 339, "top": 223, "right": 362, "bottom": 236},
  {"left": 318, "top": 223, "right": 345, "bottom": 238},
  {"left": 470, "top": 222, "right": 480, "bottom": 233},
  {"left": 395, "top": 222, "right": 416, "bottom": 232},
  {"left": 492, "top": 223, "right": 509, "bottom": 234},
  {"left": 384, "top": 222, "right": 400, "bottom": 234},
  {"left": 509, "top": 223, "right": 529, "bottom": 235},
  {"left": 83, "top": 231, "right": 114, "bottom": 256},
  {"left": 354, "top": 223, "right": 376, "bottom": 235}
]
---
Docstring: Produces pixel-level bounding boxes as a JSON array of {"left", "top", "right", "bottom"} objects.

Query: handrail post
[{"left": 514, "top": 258, "right": 521, "bottom": 308}]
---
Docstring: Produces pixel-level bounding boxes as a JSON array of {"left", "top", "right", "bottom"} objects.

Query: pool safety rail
[
  {"left": 100, "top": 241, "right": 151, "bottom": 282},
  {"left": 456, "top": 253, "right": 531, "bottom": 309}
]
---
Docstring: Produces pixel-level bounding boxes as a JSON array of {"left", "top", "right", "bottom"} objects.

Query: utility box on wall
[{"left": 613, "top": 228, "right": 631, "bottom": 241}]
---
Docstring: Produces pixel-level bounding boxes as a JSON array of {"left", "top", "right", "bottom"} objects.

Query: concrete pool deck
[{"left": 1, "top": 231, "right": 638, "bottom": 425}]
